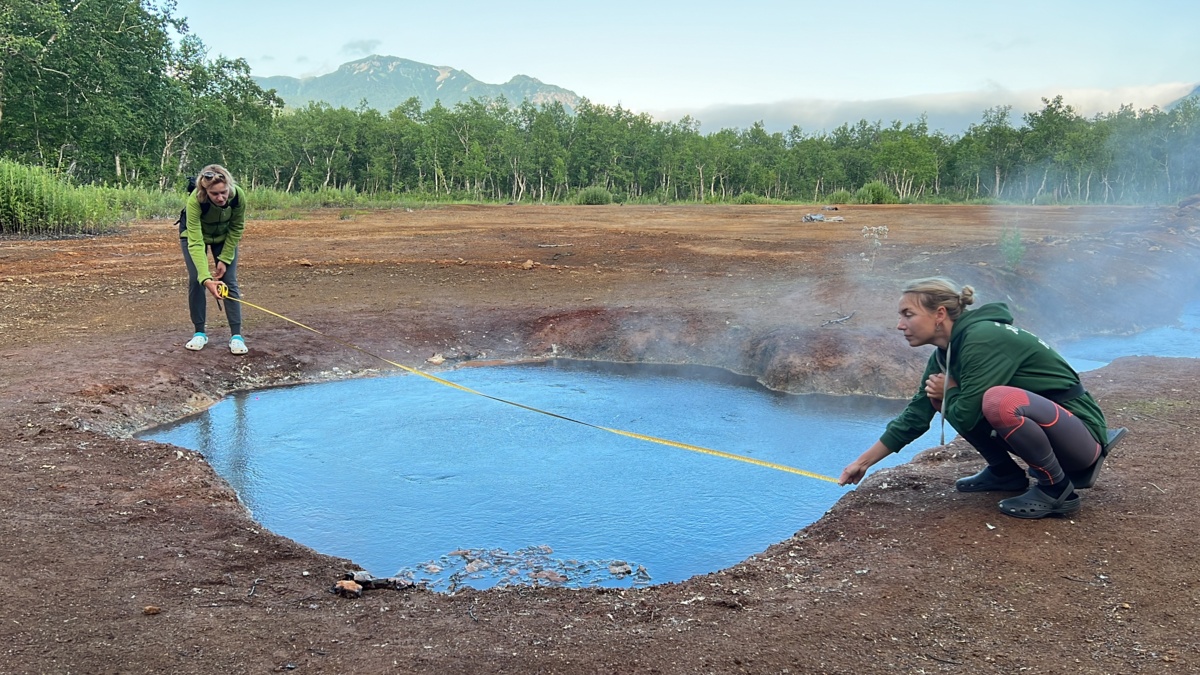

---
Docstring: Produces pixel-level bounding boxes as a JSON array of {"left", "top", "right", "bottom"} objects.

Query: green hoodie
[
  {"left": 880, "top": 302, "right": 1107, "bottom": 453},
  {"left": 179, "top": 184, "right": 246, "bottom": 284}
]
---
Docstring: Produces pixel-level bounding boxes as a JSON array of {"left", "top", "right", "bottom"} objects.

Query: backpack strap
[{"left": 179, "top": 185, "right": 238, "bottom": 231}]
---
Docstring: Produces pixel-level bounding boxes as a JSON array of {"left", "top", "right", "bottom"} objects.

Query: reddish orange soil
[{"left": 1, "top": 204, "right": 1199, "bottom": 673}]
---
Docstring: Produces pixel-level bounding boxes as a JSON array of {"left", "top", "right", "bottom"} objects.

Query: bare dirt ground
[{"left": 2, "top": 203, "right": 1199, "bottom": 674}]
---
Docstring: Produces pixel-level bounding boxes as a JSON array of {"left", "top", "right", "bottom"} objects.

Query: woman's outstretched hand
[
  {"left": 839, "top": 441, "right": 892, "bottom": 486},
  {"left": 839, "top": 461, "right": 868, "bottom": 486}
]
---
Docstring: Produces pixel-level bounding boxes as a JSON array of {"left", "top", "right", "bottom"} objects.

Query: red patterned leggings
[{"left": 976, "top": 385, "right": 1101, "bottom": 485}]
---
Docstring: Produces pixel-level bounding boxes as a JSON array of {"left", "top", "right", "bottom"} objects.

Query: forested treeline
[{"left": 3, "top": 0, "right": 1198, "bottom": 205}]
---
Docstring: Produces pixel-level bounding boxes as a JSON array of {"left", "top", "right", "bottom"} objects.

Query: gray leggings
[
  {"left": 961, "top": 385, "right": 1101, "bottom": 486},
  {"left": 180, "top": 237, "right": 241, "bottom": 336}
]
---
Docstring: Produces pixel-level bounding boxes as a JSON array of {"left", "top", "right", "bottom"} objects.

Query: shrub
[
  {"left": 736, "top": 192, "right": 761, "bottom": 205},
  {"left": 853, "top": 181, "right": 899, "bottom": 205},
  {"left": 999, "top": 228, "right": 1026, "bottom": 269},
  {"left": 826, "top": 189, "right": 854, "bottom": 204},
  {"left": 576, "top": 186, "right": 613, "bottom": 205}
]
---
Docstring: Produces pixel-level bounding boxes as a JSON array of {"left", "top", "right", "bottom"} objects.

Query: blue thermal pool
[{"left": 139, "top": 360, "right": 940, "bottom": 591}]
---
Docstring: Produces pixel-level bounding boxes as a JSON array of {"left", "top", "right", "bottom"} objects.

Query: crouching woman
[{"left": 839, "top": 277, "right": 1123, "bottom": 519}]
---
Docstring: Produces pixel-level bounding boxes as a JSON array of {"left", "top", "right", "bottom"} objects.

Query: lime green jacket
[{"left": 179, "top": 184, "right": 246, "bottom": 284}]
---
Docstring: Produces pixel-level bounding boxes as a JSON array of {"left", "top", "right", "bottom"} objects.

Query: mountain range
[
  {"left": 255, "top": 56, "right": 1198, "bottom": 136},
  {"left": 254, "top": 55, "right": 581, "bottom": 113}
]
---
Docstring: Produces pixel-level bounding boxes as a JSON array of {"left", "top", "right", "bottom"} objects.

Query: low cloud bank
[{"left": 650, "top": 83, "right": 1198, "bottom": 135}]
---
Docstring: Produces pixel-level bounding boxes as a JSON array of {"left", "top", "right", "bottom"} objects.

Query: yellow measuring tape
[{"left": 215, "top": 283, "right": 839, "bottom": 484}]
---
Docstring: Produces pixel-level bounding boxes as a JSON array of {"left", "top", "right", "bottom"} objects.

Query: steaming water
[
  {"left": 140, "top": 360, "right": 940, "bottom": 591},
  {"left": 139, "top": 301, "right": 1200, "bottom": 591},
  {"left": 1058, "top": 300, "right": 1200, "bottom": 371}
]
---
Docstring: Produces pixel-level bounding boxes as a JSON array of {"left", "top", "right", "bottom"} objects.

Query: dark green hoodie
[{"left": 880, "top": 302, "right": 1107, "bottom": 453}]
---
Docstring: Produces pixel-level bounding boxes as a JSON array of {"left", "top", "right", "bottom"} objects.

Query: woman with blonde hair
[
  {"left": 839, "top": 277, "right": 1124, "bottom": 519},
  {"left": 178, "top": 164, "right": 248, "bottom": 354}
]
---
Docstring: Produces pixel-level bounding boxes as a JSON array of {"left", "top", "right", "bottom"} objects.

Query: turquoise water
[
  {"left": 139, "top": 300, "right": 1200, "bottom": 591},
  {"left": 140, "top": 360, "right": 940, "bottom": 590},
  {"left": 1058, "top": 300, "right": 1200, "bottom": 372}
]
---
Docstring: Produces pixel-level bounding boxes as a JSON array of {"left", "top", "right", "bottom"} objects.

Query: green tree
[
  {"left": 28, "top": 1, "right": 183, "bottom": 182},
  {"left": 829, "top": 120, "right": 880, "bottom": 190},
  {"left": 381, "top": 98, "right": 426, "bottom": 192},
  {"left": 873, "top": 119, "right": 938, "bottom": 201},
  {"left": 736, "top": 122, "right": 786, "bottom": 199},
  {"left": 966, "top": 106, "right": 1021, "bottom": 199},
  {"left": 0, "top": 0, "right": 64, "bottom": 132},
  {"left": 525, "top": 101, "right": 572, "bottom": 201},
  {"left": 162, "top": 35, "right": 281, "bottom": 188},
  {"left": 786, "top": 128, "right": 846, "bottom": 201}
]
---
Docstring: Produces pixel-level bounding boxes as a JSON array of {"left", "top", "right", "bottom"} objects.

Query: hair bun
[{"left": 959, "top": 285, "right": 976, "bottom": 306}]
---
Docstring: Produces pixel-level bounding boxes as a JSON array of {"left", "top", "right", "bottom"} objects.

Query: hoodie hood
[
  {"left": 951, "top": 302, "right": 1014, "bottom": 337},
  {"left": 935, "top": 303, "right": 1013, "bottom": 370}
]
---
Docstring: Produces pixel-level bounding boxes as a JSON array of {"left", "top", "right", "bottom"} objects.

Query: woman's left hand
[
  {"left": 925, "top": 373, "right": 945, "bottom": 400},
  {"left": 925, "top": 373, "right": 956, "bottom": 401}
]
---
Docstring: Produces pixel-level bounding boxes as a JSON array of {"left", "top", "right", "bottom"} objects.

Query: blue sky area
[{"left": 174, "top": 0, "right": 1199, "bottom": 133}]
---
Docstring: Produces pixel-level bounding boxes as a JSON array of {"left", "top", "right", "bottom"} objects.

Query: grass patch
[{"left": 0, "top": 160, "right": 122, "bottom": 235}]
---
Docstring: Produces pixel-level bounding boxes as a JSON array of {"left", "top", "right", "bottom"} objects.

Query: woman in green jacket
[
  {"left": 179, "top": 164, "right": 248, "bottom": 354},
  {"left": 839, "top": 277, "right": 1123, "bottom": 519}
]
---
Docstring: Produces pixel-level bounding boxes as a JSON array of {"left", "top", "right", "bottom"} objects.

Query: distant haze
[{"left": 640, "top": 83, "right": 1198, "bottom": 135}]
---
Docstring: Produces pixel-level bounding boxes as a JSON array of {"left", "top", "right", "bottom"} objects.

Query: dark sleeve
[{"left": 879, "top": 355, "right": 940, "bottom": 453}]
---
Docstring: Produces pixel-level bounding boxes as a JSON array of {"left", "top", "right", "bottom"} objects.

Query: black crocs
[
  {"left": 955, "top": 465, "right": 1029, "bottom": 492},
  {"left": 998, "top": 482, "right": 1081, "bottom": 519},
  {"left": 1067, "top": 427, "right": 1128, "bottom": 489}
]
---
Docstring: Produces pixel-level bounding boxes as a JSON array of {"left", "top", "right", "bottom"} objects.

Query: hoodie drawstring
[{"left": 940, "top": 339, "right": 952, "bottom": 445}]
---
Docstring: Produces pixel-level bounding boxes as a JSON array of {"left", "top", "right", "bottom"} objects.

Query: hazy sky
[{"left": 174, "top": 0, "right": 1198, "bottom": 131}]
